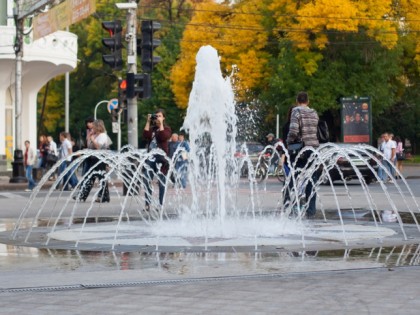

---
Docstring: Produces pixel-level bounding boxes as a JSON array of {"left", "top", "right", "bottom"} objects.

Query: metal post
[
  {"left": 118, "top": 112, "right": 121, "bottom": 151},
  {"left": 125, "top": 1, "right": 138, "bottom": 148},
  {"left": 65, "top": 27, "right": 70, "bottom": 133},
  {"left": 10, "top": 0, "right": 26, "bottom": 183},
  {"left": 94, "top": 100, "right": 110, "bottom": 120}
]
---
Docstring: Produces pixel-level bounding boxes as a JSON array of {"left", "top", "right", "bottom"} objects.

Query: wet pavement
[{"left": 1, "top": 165, "right": 420, "bottom": 313}]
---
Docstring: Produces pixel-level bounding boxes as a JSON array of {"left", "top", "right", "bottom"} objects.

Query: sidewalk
[
  {"left": 2, "top": 164, "right": 420, "bottom": 191},
  {"left": 1, "top": 266, "right": 420, "bottom": 314}
]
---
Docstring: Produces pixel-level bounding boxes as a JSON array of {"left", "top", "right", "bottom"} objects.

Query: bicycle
[{"left": 255, "top": 153, "right": 285, "bottom": 183}]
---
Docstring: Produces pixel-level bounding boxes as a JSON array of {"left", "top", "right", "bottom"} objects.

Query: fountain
[{"left": 2, "top": 46, "right": 420, "bottom": 254}]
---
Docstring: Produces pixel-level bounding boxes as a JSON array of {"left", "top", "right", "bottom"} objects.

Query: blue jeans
[
  {"left": 380, "top": 160, "right": 394, "bottom": 181},
  {"left": 59, "top": 161, "right": 79, "bottom": 190},
  {"left": 143, "top": 158, "right": 167, "bottom": 206},
  {"left": 175, "top": 161, "right": 188, "bottom": 189},
  {"left": 25, "top": 165, "right": 36, "bottom": 189},
  {"left": 284, "top": 151, "right": 319, "bottom": 217}
]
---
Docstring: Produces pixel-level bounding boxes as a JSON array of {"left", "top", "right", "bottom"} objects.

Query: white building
[{"left": 0, "top": 0, "right": 78, "bottom": 171}]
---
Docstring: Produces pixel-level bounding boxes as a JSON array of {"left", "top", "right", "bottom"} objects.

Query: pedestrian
[
  {"left": 284, "top": 91, "right": 320, "bottom": 218},
  {"left": 75, "top": 119, "right": 111, "bottom": 202},
  {"left": 142, "top": 109, "right": 172, "bottom": 211},
  {"left": 168, "top": 133, "right": 179, "bottom": 159},
  {"left": 176, "top": 132, "right": 190, "bottom": 189},
  {"left": 47, "top": 135, "right": 58, "bottom": 157},
  {"left": 394, "top": 136, "right": 404, "bottom": 179},
  {"left": 378, "top": 132, "right": 396, "bottom": 182},
  {"left": 59, "top": 132, "right": 79, "bottom": 191},
  {"left": 46, "top": 135, "right": 58, "bottom": 180},
  {"left": 265, "top": 133, "right": 280, "bottom": 174},
  {"left": 38, "top": 134, "right": 49, "bottom": 174},
  {"left": 23, "top": 140, "right": 37, "bottom": 192},
  {"left": 389, "top": 133, "right": 397, "bottom": 179},
  {"left": 168, "top": 133, "right": 179, "bottom": 186},
  {"left": 82, "top": 116, "right": 95, "bottom": 176}
]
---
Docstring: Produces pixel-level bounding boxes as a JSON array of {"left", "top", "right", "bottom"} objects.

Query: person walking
[
  {"left": 285, "top": 91, "right": 320, "bottom": 218},
  {"left": 379, "top": 132, "right": 396, "bottom": 183},
  {"left": 82, "top": 116, "right": 95, "bottom": 176},
  {"left": 59, "top": 132, "right": 79, "bottom": 191},
  {"left": 394, "top": 136, "right": 404, "bottom": 179},
  {"left": 142, "top": 109, "right": 172, "bottom": 211},
  {"left": 176, "top": 132, "right": 190, "bottom": 189},
  {"left": 76, "top": 119, "right": 111, "bottom": 202},
  {"left": 46, "top": 135, "right": 58, "bottom": 180},
  {"left": 38, "top": 134, "right": 49, "bottom": 175},
  {"left": 24, "top": 140, "right": 37, "bottom": 192},
  {"left": 168, "top": 133, "right": 179, "bottom": 160}
]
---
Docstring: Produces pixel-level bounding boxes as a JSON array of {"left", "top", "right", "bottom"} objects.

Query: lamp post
[
  {"left": 94, "top": 100, "right": 110, "bottom": 120},
  {"left": 10, "top": 0, "right": 26, "bottom": 183}
]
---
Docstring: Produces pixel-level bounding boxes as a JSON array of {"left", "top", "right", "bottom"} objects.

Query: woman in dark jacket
[{"left": 142, "top": 109, "right": 172, "bottom": 210}]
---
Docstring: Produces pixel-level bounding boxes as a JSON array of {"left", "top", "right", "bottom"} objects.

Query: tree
[{"left": 170, "top": 0, "right": 269, "bottom": 108}]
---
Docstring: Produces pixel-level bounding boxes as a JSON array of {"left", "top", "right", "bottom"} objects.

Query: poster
[
  {"left": 33, "top": 0, "right": 96, "bottom": 40},
  {"left": 341, "top": 97, "right": 371, "bottom": 144}
]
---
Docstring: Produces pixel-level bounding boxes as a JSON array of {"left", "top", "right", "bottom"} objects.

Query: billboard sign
[
  {"left": 33, "top": 0, "right": 96, "bottom": 40},
  {"left": 340, "top": 96, "right": 371, "bottom": 144}
]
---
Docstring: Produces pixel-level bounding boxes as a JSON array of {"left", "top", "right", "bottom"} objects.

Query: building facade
[{"left": 0, "top": 0, "right": 78, "bottom": 171}]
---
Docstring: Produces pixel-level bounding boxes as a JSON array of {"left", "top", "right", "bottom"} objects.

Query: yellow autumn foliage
[
  {"left": 268, "top": 0, "right": 420, "bottom": 74},
  {"left": 171, "top": 0, "right": 420, "bottom": 106},
  {"left": 170, "top": 0, "right": 268, "bottom": 109}
]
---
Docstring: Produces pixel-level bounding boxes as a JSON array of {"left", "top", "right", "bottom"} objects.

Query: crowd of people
[
  {"left": 22, "top": 95, "right": 407, "bottom": 219},
  {"left": 23, "top": 116, "right": 105, "bottom": 194}
]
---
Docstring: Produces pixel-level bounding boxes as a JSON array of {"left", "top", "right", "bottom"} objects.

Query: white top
[
  {"left": 95, "top": 133, "right": 109, "bottom": 149},
  {"left": 49, "top": 140, "right": 58, "bottom": 156},
  {"left": 60, "top": 138, "right": 72, "bottom": 162},
  {"left": 381, "top": 139, "right": 396, "bottom": 160},
  {"left": 25, "top": 147, "right": 36, "bottom": 166}
]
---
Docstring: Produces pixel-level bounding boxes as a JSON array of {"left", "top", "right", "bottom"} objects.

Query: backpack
[{"left": 317, "top": 120, "right": 329, "bottom": 143}]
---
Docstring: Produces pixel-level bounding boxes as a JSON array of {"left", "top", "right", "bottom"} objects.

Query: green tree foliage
[
  {"left": 170, "top": 0, "right": 419, "bottom": 144},
  {"left": 37, "top": 0, "right": 420, "bottom": 149}
]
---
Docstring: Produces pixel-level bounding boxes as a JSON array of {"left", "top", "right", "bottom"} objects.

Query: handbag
[
  {"left": 46, "top": 153, "right": 58, "bottom": 164},
  {"left": 317, "top": 120, "right": 329, "bottom": 143},
  {"left": 396, "top": 152, "right": 406, "bottom": 161}
]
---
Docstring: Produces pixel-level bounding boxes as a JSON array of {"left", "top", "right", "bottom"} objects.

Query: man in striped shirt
[{"left": 285, "top": 92, "right": 320, "bottom": 218}]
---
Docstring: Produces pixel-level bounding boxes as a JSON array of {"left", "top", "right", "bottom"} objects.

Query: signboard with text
[
  {"left": 340, "top": 96, "right": 372, "bottom": 144},
  {"left": 33, "top": 0, "right": 96, "bottom": 40}
]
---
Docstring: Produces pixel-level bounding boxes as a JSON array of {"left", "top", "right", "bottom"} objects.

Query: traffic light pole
[{"left": 125, "top": 1, "right": 138, "bottom": 148}]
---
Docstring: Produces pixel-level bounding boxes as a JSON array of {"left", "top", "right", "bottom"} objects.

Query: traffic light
[
  {"left": 126, "top": 72, "right": 152, "bottom": 99},
  {"left": 140, "top": 20, "right": 161, "bottom": 73},
  {"left": 102, "top": 20, "right": 123, "bottom": 70},
  {"left": 118, "top": 79, "right": 127, "bottom": 108}
]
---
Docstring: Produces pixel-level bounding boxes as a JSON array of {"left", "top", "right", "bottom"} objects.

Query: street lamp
[{"left": 10, "top": 1, "right": 26, "bottom": 183}]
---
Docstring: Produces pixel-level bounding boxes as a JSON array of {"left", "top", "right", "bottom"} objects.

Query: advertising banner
[
  {"left": 33, "top": 0, "right": 96, "bottom": 40},
  {"left": 340, "top": 96, "right": 371, "bottom": 144}
]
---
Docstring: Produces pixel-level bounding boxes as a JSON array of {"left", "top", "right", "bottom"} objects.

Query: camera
[{"left": 150, "top": 113, "right": 158, "bottom": 126}]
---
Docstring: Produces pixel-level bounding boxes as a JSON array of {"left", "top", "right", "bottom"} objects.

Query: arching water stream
[{"left": 4, "top": 46, "right": 420, "bottom": 253}]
